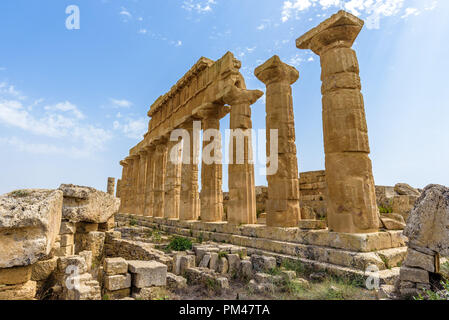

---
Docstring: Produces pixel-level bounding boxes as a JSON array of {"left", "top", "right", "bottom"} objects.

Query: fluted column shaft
[
  {"left": 144, "top": 146, "right": 156, "bottom": 217},
  {"left": 152, "top": 140, "right": 168, "bottom": 218},
  {"left": 165, "top": 139, "right": 182, "bottom": 219},
  {"left": 137, "top": 150, "right": 148, "bottom": 215},
  {"left": 255, "top": 55, "right": 301, "bottom": 227},
  {"left": 296, "top": 10, "right": 378, "bottom": 233},
  {"left": 223, "top": 86, "right": 263, "bottom": 225},
  {"left": 180, "top": 122, "right": 200, "bottom": 221},
  {"left": 200, "top": 110, "right": 223, "bottom": 222}
]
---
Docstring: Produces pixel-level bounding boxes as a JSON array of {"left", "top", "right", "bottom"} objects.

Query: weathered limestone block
[
  {"left": 403, "top": 184, "right": 449, "bottom": 257},
  {"left": 58, "top": 184, "right": 120, "bottom": 223},
  {"left": 394, "top": 183, "right": 420, "bottom": 197},
  {"left": 251, "top": 255, "right": 276, "bottom": 272},
  {"left": 0, "top": 280, "right": 36, "bottom": 300},
  {"left": 31, "top": 257, "right": 58, "bottom": 281},
  {"left": 380, "top": 217, "right": 406, "bottom": 230},
  {"left": 217, "top": 257, "right": 229, "bottom": 274},
  {"left": 199, "top": 253, "right": 211, "bottom": 268},
  {"left": 296, "top": 10, "right": 379, "bottom": 234},
  {"left": 209, "top": 252, "right": 218, "bottom": 271},
  {"left": 79, "top": 251, "right": 93, "bottom": 271},
  {"left": 75, "top": 231, "right": 105, "bottom": 264},
  {"left": 255, "top": 55, "right": 301, "bottom": 228},
  {"left": 104, "top": 257, "right": 128, "bottom": 275},
  {"left": 105, "top": 288, "right": 131, "bottom": 300},
  {"left": 99, "top": 216, "right": 115, "bottom": 232},
  {"left": 128, "top": 260, "right": 167, "bottom": 288},
  {"left": 239, "top": 260, "right": 252, "bottom": 279},
  {"left": 399, "top": 267, "right": 429, "bottom": 284},
  {"left": 60, "top": 221, "right": 76, "bottom": 235},
  {"left": 104, "top": 273, "right": 132, "bottom": 291},
  {"left": 0, "top": 189, "right": 63, "bottom": 268},
  {"left": 167, "top": 272, "right": 187, "bottom": 290},
  {"left": 0, "top": 265, "right": 32, "bottom": 285},
  {"left": 76, "top": 222, "right": 98, "bottom": 233},
  {"left": 132, "top": 287, "right": 166, "bottom": 300},
  {"left": 179, "top": 255, "right": 196, "bottom": 275},
  {"left": 403, "top": 248, "right": 435, "bottom": 272},
  {"left": 226, "top": 254, "right": 241, "bottom": 274}
]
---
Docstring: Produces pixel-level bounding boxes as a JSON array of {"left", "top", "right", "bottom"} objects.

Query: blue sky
[{"left": 0, "top": 0, "right": 447, "bottom": 195}]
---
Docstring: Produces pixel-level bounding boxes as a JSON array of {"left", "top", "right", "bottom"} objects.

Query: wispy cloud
[
  {"left": 110, "top": 98, "right": 133, "bottom": 108},
  {"left": 182, "top": 0, "right": 217, "bottom": 14},
  {"left": 281, "top": 0, "right": 413, "bottom": 29},
  {"left": 0, "top": 81, "right": 112, "bottom": 158},
  {"left": 401, "top": 7, "right": 420, "bottom": 18},
  {"left": 113, "top": 117, "right": 147, "bottom": 140}
]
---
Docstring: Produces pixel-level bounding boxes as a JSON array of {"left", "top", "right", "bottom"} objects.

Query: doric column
[
  {"left": 255, "top": 55, "right": 301, "bottom": 227},
  {"left": 152, "top": 138, "right": 168, "bottom": 218},
  {"left": 296, "top": 10, "right": 379, "bottom": 233},
  {"left": 223, "top": 86, "right": 263, "bottom": 225},
  {"left": 180, "top": 121, "right": 200, "bottom": 221},
  {"left": 119, "top": 160, "right": 129, "bottom": 213},
  {"left": 199, "top": 105, "right": 225, "bottom": 222},
  {"left": 116, "top": 179, "right": 121, "bottom": 198},
  {"left": 107, "top": 177, "right": 115, "bottom": 196},
  {"left": 123, "top": 157, "right": 134, "bottom": 213},
  {"left": 137, "top": 150, "right": 148, "bottom": 215},
  {"left": 143, "top": 145, "right": 156, "bottom": 217},
  {"left": 164, "top": 138, "right": 182, "bottom": 219},
  {"left": 130, "top": 154, "right": 140, "bottom": 214}
]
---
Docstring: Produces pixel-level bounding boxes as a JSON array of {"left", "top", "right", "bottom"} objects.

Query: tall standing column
[
  {"left": 223, "top": 86, "right": 263, "bottom": 225},
  {"left": 164, "top": 139, "right": 182, "bottom": 219},
  {"left": 137, "top": 150, "right": 148, "bottom": 215},
  {"left": 296, "top": 10, "right": 379, "bottom": 233},
  {"left": 255, "top": 55, "right": 301, "bottom": 227},
  {"left": 119, "top": 160, "right": 129, "bottom": 213},
  {"left": 130, "top": 154, "right": 140, "bottom": 214},
  {"left": 152, "top": 139, "right": 168, "bottom": 218},
  {"left": 143, "top": 145, "right": 156, "bottom": 217},
  {"left": 123, "top": 157, "right": 135, "bottom": 214},
  {"left": 199, "top": 106, "right": 224, "bottom": 222},
  {"left": 180, "top": 121, "right": 200, "bottom": 221}
]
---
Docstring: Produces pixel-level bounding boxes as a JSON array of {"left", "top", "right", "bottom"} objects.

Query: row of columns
[{"left": 118, "top": 10, "right": 378, "bottom": 234}]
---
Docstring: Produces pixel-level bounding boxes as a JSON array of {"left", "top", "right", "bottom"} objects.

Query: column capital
[
  {"left": 222, "top": 85, "right": 263, "bottom": 106},
  {"left": 296, "top": 10, "right": 363, "bottom": 55},
  {"left": 119, "top": 160, "right": 129, "bottom": 166},
  {"left": 196, "top": 103, "right": 230, "bottom": 120},
  {"left": 255, "top": 55, "right": 299, "bottom": 85}
]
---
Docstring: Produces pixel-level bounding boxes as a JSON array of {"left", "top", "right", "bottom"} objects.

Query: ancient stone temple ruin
[
  {"left": 0, "top": 10, "right": 447, "bottom": 301},
  {"left": 116, "top": 10, "right": 408, "bottom": 283}
]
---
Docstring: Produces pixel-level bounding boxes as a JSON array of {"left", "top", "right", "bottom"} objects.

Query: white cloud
[
  {"left": 0, "top": 82, "right": 26, "bottom": 100},
  {"left": 0, "top": 82, "right": 112, "bottom": 158},
  {"left": 182, "top": 0, "right": 217, "bottom": 14},
  {"left": 281, "top": 0, "right": 406, "bottom": 26},
  {"left": 44, "top": 101, "right": 85, "bottom": 119},
  {"left": 138, "top": 28, "right": 148, "bottom": 34},
  {"left": 120, "top": 8, "right": 132, "bottom": 18},
  {"left": 401, "top": 7, "right": 420, "bottom": 18},
  {"left": 110, "top": 98, "right": 133, "bottom": 108},
  {"left": 288, "top": 54, "right": 304, "bottom": 67},
  {"left": 113, "top": 117, "right": 147, "bottom": 140}
]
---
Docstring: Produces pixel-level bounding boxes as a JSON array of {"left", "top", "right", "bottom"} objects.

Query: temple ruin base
[{"left": 116, "top": 213, "right": 407, "bottom": 283}]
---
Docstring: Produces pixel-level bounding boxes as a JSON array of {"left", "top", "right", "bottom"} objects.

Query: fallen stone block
[
  {"left": 251, "top": 255, "right": 276, "bottom": 272},
  {"left": 399, "top": 267, "right": 429, "bottom": 284},
  {"left": 59, "top": 184, "right": 120, "bottom": 224},
  {"left": 0, "top": 189, "right": 63, "bottom": 268},
  {"left": 128, "top": 260, "right": 167, "bottom": 288},
  {"left": 104, "top": 257, "right": 128, "bottom": 275},
  {"left": 31, "top": 257, "right": 58, "bottom": 281},
  {"left": 0, "top": 280, "right": 37, "bottom": 300},
  {"left": 0, "top": 264, "right": 32, "bottom": 285},
  {"left": 403, "top": 248, "right": 435, "bottom": 272},
  {"left": 166, "top": 273, "right": 187, "bottom": 290},
  {"left": 104, "top": 273, "right": 131, "bottom": 291}
]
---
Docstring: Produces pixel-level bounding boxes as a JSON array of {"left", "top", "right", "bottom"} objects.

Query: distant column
[
  {"left": 118, "top": 161, "right": 128, "bottom": 213},
  {"left": 116, "top": 179, "right": 121, "bottom": 198},
  {"left": 143, "top": 145, "right": 156, "bottom": 217},
  {"left": 164, "top": 138, "right": 182, "bottom": 219},
  {"left": 255, "top": 55, "right": 301, "bottom": 227},
  {"left": 296, "top": 10, "right": 379, "bottom": 233},
  {"left": 131, "top": 154, "right": 141, "bottom": 214},
  {"left": 180, "top": 121, "right": 200, "bottom": 221},
  {"left": 152, "top": 139, "right": 168, "bottom": 218},
  {"left": 137, "top": 150, "right": 148, "bottom": 215},
  {"left": 223, "top": 86, "right": 263, "bottom": 225},
  {"left": 107, "top": 177, "right": 115, "bottom": 196},
  {"left": 199, "top": 105, "right": 224, "bottom": 222}
]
